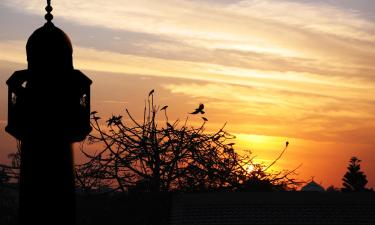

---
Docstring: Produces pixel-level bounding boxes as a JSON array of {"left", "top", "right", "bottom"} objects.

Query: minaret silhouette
[{"left": 6, "top": 1, "right": 92, "bottom": 224}]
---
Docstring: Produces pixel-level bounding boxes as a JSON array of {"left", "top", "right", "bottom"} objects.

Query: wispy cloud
[
  {"left": 1, "top": 1, "right": 375, "bottom": 187},
  {"left": 100, "top": 100, "right": 129, "bottom": 104},
  {"left": 163, "top": 82, "right": 375, "bottom": 144},
  {"left": 8, "top": 0, "right": 375, "bottom": 40},
  {"left": 3, "top": 0, "right": 375, "bottom": 83},
  {"left": 2, "top": 1, "right": 375, "bottom": 144}
]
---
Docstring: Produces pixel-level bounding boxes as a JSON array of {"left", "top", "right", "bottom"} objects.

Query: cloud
[
  {"left": 100, "top": 100, "right": 129, "bottom": 104},
  {"left": 2, "top": 0, "right": 375, "bottom": 188},
  {"left": 163, "top": 82, "right": 375, "bottom": 144},
  {"left": 1, "top": 1, "right": 375, "bottom": 144},
  {"left": 3, "top": 0, "right": 375, "bottom": 85},
  {"left": 7, "top": 0, "right": 374, "bottom": 41},
  {"left": 0, "top": 40, "right": 27, "bottom": 64},
  {"left": 228, "top": 0, "right": 375, "bottom": 41},
  {"left": 2, "top": 40, "right": 374, "bottom": 91}
]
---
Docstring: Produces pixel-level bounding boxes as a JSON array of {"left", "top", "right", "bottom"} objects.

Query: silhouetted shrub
[{"left": 342, "top": 157, "right": 371, "bottom": 192}]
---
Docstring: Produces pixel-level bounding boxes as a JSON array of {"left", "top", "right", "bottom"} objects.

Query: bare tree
[{"left": 77, "top": 91, "right": 299, "bottom": 193}]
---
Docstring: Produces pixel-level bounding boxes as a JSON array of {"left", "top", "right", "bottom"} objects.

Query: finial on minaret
[{"left": 45, "top": 0, "right": 53, "bottom": 23}]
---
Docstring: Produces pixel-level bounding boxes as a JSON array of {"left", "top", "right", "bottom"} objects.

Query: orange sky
[{"left": 0, "top": 0, "right": 374, "bottom": 189}]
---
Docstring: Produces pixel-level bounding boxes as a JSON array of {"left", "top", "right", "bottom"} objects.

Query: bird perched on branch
[{"left": 190, "top": 103, "right": 205, "bottom": 114}]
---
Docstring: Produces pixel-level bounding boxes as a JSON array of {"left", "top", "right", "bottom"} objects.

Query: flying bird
[
  {"left": 148, "top": 89, "right": 154, "bottom": 96},
  {"left": 160, "top": 105, "right": 168, "bottom": 111},
  {"left": 190, "top": 103, "right": 205, "bottom": 114}
]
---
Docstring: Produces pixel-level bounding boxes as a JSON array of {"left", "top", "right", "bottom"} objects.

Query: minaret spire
[{"left": 45, "top": 0, "right": 53, "bottom": 23}]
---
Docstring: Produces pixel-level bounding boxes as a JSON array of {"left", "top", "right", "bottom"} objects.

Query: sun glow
[
  {"left": 0, "top": 0, "right": 374, "bottom": 188},
  {"left": 234, "top": 133, "right": 286, "bottom": 151},
  {"left": 245, "top": 164, "right": 255, "bottom": 174}
]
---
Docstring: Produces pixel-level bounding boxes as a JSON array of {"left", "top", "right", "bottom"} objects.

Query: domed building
[{"left": 301, "top": 178, "right": 325, "bottom": 192}]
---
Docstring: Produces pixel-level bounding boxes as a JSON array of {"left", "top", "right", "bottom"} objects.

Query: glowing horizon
[{"left": 0, "top": 0, "right": 374, "bottom": 188}]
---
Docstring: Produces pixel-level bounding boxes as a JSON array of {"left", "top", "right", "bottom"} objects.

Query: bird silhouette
[
  {"left": 202, "top": 117, "right": 208, "bottom": 122},
  {"left": 286, "top": 141, "right": 289, "bottom": 147},
  {"left": 160, "top": 105, "right": 168, "bottom": 111},
  {"left": 148, "top": 89, "right": 154, "bottom": 96},
  {"left": 190, "top": 103, "right": 205, "bottom": 114}
]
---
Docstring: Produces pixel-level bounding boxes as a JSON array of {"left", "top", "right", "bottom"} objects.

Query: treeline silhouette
[
  {"left": 0, "top": 91, "right": 373, "bottom": 225},
  {"left": 1, "top": 91, "right": 373, "bottom": 193}
]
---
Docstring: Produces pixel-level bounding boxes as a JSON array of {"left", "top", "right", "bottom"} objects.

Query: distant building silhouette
[{"left": 301, "top": 178, "right": 324, "bottom": 192}]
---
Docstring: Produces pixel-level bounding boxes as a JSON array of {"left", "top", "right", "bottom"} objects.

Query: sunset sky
[{"left": 0, "top": 0, "right": 374, "bottom": 188}]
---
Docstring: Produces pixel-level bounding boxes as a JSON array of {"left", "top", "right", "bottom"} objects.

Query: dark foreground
[{"left": 1, "top": 188, "right": 375, "bottom": 225}]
